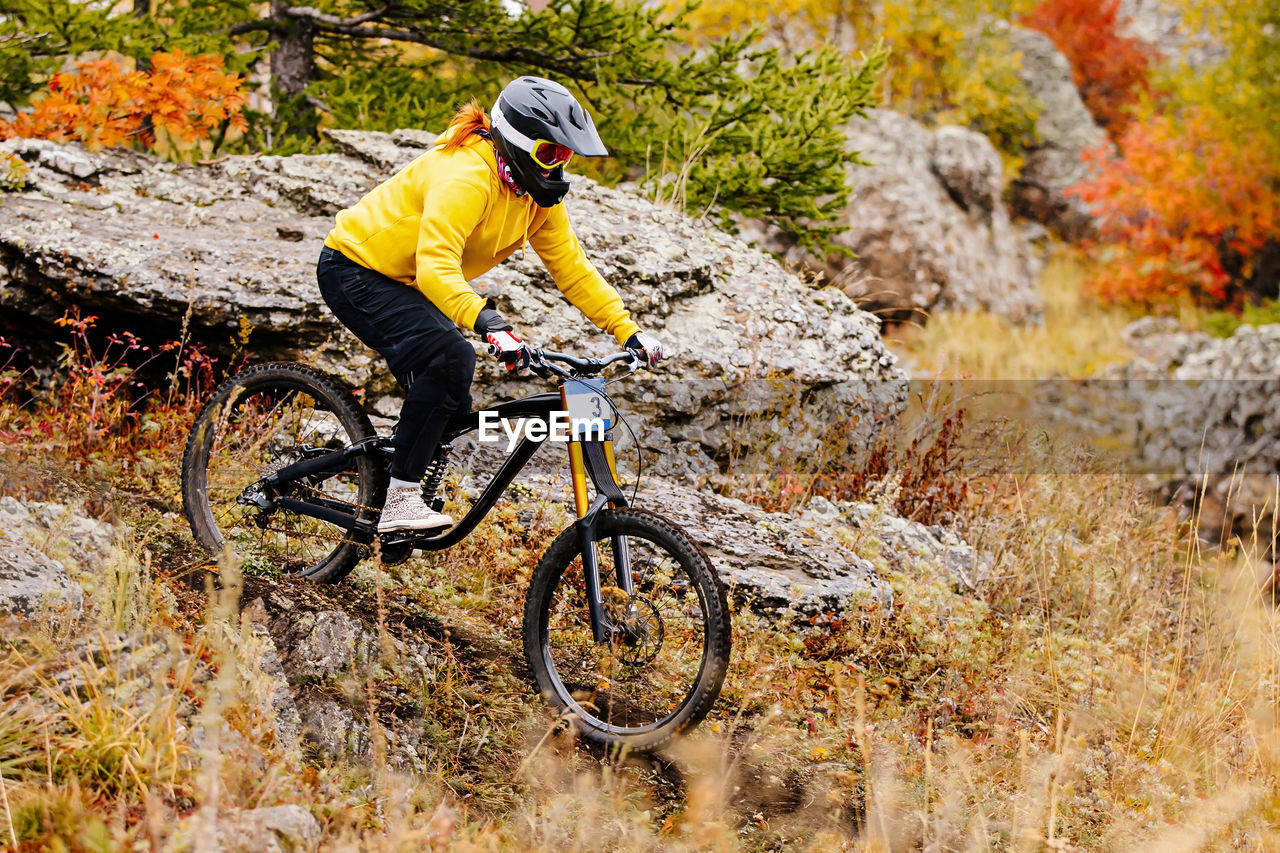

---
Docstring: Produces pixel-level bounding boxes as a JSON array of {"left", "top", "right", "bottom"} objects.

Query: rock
[
  {"left": 1132, "top": 324, "right": 1280, "bottom": 478},
  {"left": 0, "top": 134, "right": 906, "bottom": 488},
  {"left": 1175, "top": 326, "right": 1280, "bottom": 380},
  {"left": 1007, "top": 26, "right": 1108, "bottom": 239},
  {"left": 212, "top": 805, "right": 321, "bottom": 853},
  {"left": 606, "top": 479, "right": 984, "bottom": 615},
  {"left": 246, "top": 609, "right": 303, "bottom": 752},
  {"left": 1108, "top": 315, "right": 1214, "bottom": 376},
  {"left": 837, "top": 499, "right": 989, "bottom": 590},
  {"left": 0, "top": 528, "right": 83, "bottom": 620},
  {"left": 283, "top": 609, "right": 378, "bottom": 680},
  {"left": 0, "top": 498, "right": 163, "bottom": 627},
  {"left": 659, "top": 485, "right": 892, "bottom": 615},
  {"left": 745, "top": 110, "right": 1041, "bottom": 325},
  {"left": 296, "top": 695, "right": 370, "bottom": 760},
  {"left": 253, "top": 600, "right": 443, "bottom": 766},
  {"left": 1102, "top": 321, "right": 1280, "bottom": 551},
  {"left": 930, "top": 125, "right": 1002, "bottom": 219},
  {"left": 0, "top": 497, "right": 119, "bottom": 572},
  {"left": 1119, "top": 0, "right": 1226, "bottom": 67},
  {"left": 325, "top": 127, "right": 436, "bottom": 170}
]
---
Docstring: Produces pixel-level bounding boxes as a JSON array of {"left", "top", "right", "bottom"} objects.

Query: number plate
[{"left": 563, "top": 378, "right": 611, "bottom": 436}]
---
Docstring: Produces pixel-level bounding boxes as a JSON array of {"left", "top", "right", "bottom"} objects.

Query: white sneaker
[{"left": 377, "top": 487, "right": 454, "bottom": 533}]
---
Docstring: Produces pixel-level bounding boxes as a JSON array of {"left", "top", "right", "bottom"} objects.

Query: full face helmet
[{"left": 489, "top": 76, "right": 608, "bottom": 207}]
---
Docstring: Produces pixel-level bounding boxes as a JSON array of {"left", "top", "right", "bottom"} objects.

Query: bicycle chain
[{"left": 248, "top": 479, "right": 379, "bottom": 552}]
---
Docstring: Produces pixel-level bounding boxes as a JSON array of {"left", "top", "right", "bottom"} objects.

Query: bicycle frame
[{"left": 257, "top": 386, "right": 632, "bottom": 643}]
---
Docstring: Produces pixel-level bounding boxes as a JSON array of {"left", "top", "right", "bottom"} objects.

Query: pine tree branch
[
  {"left": 276, "top": 8, "right": 662, "bottom": 86},
  {"left": 225, "top": 19, "right": 273, "bottom": 35},
  {"left": 282, "top": 5, "right": 390, "bottom": 27},
  {"left": 224, "top": 4, "right": 388, "bottom": 36}
]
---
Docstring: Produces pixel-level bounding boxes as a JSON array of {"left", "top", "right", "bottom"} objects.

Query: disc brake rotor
[{"left": 603, "top": 589, "right": 664, "bottom": 667}]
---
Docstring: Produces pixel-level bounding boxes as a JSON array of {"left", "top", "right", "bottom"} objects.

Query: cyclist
[{"left": 317, "top": 76, "right": 663, "bottom": 533}]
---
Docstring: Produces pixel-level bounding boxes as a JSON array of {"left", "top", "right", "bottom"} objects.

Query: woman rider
[{"left": 317, "top": 76, "right": 663, "bottom": 533}]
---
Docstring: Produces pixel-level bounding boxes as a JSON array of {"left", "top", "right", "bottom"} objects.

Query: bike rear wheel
[
  {"left": 523, "top": 508, "right": 731, "bottom": 752},
  {"left": 181, "top": 362, "right": 383, "bottom": 583}
]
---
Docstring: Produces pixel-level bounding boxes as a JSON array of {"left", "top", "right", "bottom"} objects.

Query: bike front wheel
[
  {"left": 181, "top": 362, "right": 383, "bottom": 583},
  {"left": 523, "top": 508, "right": 731, "bottom": 752}
]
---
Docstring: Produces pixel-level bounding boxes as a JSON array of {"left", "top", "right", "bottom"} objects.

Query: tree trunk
[{"left": 269, "top": 1, "right": 316, "bottom": 101}]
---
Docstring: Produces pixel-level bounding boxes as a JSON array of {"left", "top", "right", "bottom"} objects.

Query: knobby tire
[
  {"left": 523, "top": 507, "right": 731, "bottom": 752},
  {"left": 181, "top": 361, "right": 383, "bottom": 583}
]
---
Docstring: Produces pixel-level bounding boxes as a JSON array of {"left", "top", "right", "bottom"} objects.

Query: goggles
[{"left": 530, "top": 139, "right": 573, "bottom": 170}]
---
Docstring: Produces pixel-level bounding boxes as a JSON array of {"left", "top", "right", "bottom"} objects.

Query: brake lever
[
  {"left": 624, "top": 352, "right": 646, "bottom": 374},
  {"left": 525, "top": 348, "right": 553, "bottom": 379}
]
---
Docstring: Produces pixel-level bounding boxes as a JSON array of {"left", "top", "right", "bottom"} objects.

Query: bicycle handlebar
[{"left": 526, "top": 348, "right": 640, "bottom": 380}]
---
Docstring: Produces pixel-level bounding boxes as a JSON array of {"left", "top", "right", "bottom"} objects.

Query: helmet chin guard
[{"left": 488, "top": 76, "right": 608, "bottom": 207}]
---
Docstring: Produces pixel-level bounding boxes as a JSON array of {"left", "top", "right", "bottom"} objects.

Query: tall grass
[
  {"left": 887, "top": 251, "right": 1140, "bottom": 379},
  {"left": 1, "top": 264, "right": 1278, "bottom": 849}
]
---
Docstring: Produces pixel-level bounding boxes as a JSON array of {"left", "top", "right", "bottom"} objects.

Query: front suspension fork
[{"left": 569, "top": 438, "right": 631, "bottom": 642}]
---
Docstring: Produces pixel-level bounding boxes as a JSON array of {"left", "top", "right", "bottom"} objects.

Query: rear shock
[{"left": 420, "top": 443, "right": 453, "bottom": 512}]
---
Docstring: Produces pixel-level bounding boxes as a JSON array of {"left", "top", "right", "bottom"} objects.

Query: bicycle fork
[{"left": 568, "top": 434, "right": 632, "bottom": 643}]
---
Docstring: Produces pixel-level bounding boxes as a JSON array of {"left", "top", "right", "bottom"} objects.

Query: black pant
[{"left": 316, "top": 246, "right": 476, "bottom": 483}]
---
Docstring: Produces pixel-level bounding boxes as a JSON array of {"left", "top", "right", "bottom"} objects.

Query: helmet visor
[{"left": 530, "top": 139, "right": 573, "bottom": 170}]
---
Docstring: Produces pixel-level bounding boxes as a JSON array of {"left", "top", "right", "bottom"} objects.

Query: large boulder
[
  {"left": 0, "top": 131, "right": 906, "bottom": 485},
  {"left": 1007, "top": 26, "right": 1108, "bottom": 239},
  {"left": 744, "top": 110, "right": 1043, "bottom": 325}
]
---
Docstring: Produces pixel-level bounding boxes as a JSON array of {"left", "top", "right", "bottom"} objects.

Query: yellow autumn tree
[{"left": 675, "top": 0, "right": 1042, "bottom": 168}]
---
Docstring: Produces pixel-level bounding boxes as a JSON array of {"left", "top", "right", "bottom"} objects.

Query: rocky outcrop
[
  {"left": 743, "top": 110, "right": 1043, "bottom": 325},
  {"left": 0, "top": 496, "right": 119, "bottom": 565},
  {"left": 1007, "top": 26, "right": 1108, "bottom": 239},
  {"left": 1111, "top": 315, "right": 1215, "bottom": 375},
  {"left": 216, "top": 806, "right": 321, "bottom": 853},
  {"left": 229, "top": 484, "right": 981, "bottom": 767},
  {"left": 1105, "top": 320, "right": 1280, "bottom": 476},
  {"left": 1101, "top": 319, "right": 1280, "bottom": 552},
  {"left": 0, "top": 131, "right": 905, "bottom": 485},
  {"left": 0, "top": 461, "right": 984, "bottom": 771},
  {"left": 173, "top": 805, "right": 321, "bottom": 853}
]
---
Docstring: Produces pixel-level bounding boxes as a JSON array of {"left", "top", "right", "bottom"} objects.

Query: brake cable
[{"left": 600, "top": 367, "right": 644, "bottom": 508}]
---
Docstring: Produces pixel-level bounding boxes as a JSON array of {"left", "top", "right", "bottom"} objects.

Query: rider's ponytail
[{"left": 437, "top": 99, "right": 490, "bottom": 151}]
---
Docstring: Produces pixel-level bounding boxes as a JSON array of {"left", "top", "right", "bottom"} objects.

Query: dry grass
[
  {"left": 2, "top": 280, "right": 1280, "bottom": 850},
  {"left": 7, "top": 445, "right": 1276, "bottom": 850},
  {"left": 886, "top": 251, "right": 1141, "bottom": 380}
]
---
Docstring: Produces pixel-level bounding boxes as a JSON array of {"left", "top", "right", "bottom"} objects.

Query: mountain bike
[{"left": 180, "top": 349, "right": 731, "bottom": 751}]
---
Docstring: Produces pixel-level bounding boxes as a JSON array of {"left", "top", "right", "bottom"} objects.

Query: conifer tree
[{"left": 0, "top": 0, "right": 884, "bottom": 249}]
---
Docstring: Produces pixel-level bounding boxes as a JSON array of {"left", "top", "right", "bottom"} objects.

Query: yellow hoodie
[{"left": 324, "top": 130, "right": 641, "bottom": 346}]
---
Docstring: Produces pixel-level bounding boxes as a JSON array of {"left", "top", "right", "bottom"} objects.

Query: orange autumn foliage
[
  {"left": 1021, "top": 0, "right": 1156, "bottom": 136},
  {"left": 0, "top": 50, "right": 247, "bottom": 152},
  {"left": 1070, "top": 106, "right": 1280, "bottom": 306}
]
